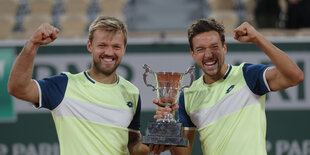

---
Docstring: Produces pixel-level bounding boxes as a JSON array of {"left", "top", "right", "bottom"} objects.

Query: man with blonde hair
[{"left": 8, "top": 16, "right": 150, "bottom": 155}]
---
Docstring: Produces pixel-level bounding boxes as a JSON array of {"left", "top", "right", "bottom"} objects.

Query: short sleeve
[
  {"left": 243, "top": 63, "right": 270, "bottom": 95},
  {"left": 35, "top": 73, "right": 68, "bottom": 110},
  {"left": 178, "top": 92, "right": 196, "bottom": 128},
  {"left": 128, "top": 95, "right": 141, "bottom": 131}
]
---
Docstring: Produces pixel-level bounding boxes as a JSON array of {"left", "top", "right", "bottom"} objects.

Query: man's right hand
[
  {"left": 30, "top": 23, "right": 59, "bottom": 46},
  {"left": 153, "top": 98, "right": 179, "bottom": 120}
]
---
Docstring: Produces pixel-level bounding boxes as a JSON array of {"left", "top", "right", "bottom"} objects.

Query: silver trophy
[{"left": 142, "top": 64, "right": 195, "bottom": 146}]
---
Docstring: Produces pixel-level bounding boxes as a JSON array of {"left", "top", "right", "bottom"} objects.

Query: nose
[
  {"left": 104, "top": 46, "right": 113, "bottom": 55},
  {"left": 204, "top": 50, "right": 213, "bottom": 58}
]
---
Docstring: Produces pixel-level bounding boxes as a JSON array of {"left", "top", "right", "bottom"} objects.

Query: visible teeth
[
  {"left": 204, "top": 60, "right": 216, "bottom": 65},
  {"left": 103, "top": 58, "right": 113, "bottom": 62}
]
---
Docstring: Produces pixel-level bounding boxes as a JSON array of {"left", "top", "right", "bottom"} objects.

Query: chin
[
  {"left": 103, "top": 69, "right": 116, "bottom": 75},
  {"left": 204, "top": 69, "right": 219, "bottom": 77},
  {"left": 96, "top": 67, "right": 115, "bottom": 76}
]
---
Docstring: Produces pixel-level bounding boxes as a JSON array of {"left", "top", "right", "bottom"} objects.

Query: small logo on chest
[
  {"left": 127, "top": 102, "right": 133, "bottom": 108},
  {"left": 226, "top": 85, "right": 235, "bottom": 94}
]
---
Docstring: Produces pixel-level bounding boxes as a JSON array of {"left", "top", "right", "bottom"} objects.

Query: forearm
[
  {"left": 254, "top": 34, "right": 303, "bottom": 84},
  {"left": 170, "top": 129, "right": 195, "bottom": 155},
  {"left": 8, "top": 41, "right": 39, "bottom": 95},
  {"left": 170, "top": 147, "right": 191, "bottom": 155},
  {"left": 129, "top": 142, "right": 149, "bottom": 155},
  {"left": 234, "top": 22, "right": 303, "bottom": 85},
  {"left": 128, "top": 132, "right": 149, "bottom": 155}
]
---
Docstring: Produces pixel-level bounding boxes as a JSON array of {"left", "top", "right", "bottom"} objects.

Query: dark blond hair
[
  {"left": 187, "top": 18, "right": 225, "bottom": 51},
  {"left": 88, "top": 16, "right": 127, "bottom": 45}
]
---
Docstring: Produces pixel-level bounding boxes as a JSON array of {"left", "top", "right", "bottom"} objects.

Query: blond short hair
[{"left": 88, "top": 16, "right": 127, "bottom": 45}]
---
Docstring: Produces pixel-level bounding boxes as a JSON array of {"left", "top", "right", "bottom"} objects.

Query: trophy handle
[
  {"left": 180, "top": 66, "right": 195, "bottom": 90},
  {"left": 143, "top": 64, "right": 156, "bottom": 91}
]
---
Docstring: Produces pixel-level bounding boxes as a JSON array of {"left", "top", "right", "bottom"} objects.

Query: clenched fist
[
  {"left": 233, "top": 22, "right": 262, "bottom": 44},
  {"left": 30, "top": 23, "right": 59, "bottom": 46}
]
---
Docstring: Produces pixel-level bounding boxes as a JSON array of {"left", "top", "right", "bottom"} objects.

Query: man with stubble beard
[
  {"left": 8, "top": 16, "right": 151, "bottom": 155},
  {"left": 153, "top": 18, "right": 304, "bottom": 155}
]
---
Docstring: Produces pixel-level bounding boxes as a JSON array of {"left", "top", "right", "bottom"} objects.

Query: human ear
[{"left": 87, "top": 40, "right": 92, "bottom": 53}]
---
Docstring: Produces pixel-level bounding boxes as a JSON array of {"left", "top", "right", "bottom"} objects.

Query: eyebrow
[
  {"left": 97, "top": 41, "right": 122, "bottom": 46},
  {"left": 195, "top": 43, "right": 218, "bottom": 49},
  {"left": 195, "top": 46, "right": 204, "bottom": 50}
]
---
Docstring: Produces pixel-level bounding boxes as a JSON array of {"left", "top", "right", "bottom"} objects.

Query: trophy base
[
  {"left": 142, "top": 121, "right": 188, "bottom": 147},
  {"left": 142, "top": 135, "right": 188, "bottom": 147}
]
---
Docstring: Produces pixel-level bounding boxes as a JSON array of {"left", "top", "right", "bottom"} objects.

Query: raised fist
[{"left": 29, "top": 23, "right": 59, "bottom": 46}]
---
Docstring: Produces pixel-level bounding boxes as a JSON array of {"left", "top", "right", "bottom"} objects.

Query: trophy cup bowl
[{"left": 142, "top": 64, "right": 195, "bottom": 146}]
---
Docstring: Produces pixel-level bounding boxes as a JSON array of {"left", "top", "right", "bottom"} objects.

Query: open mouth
[
  {"left": 205, "top": 60, "right": 216, "bottom": 65},
  {"left": 203, "top": 59, "right": 217, "bottom": 69},
  {"left": 100, "top": 56, "right": 116, "bottom": 66},
  {"left": 100, "top": 56, "right": 115, "bottom": 64},
  {"left": 103, "top": 58, "right": 113, "bottom": 62}
]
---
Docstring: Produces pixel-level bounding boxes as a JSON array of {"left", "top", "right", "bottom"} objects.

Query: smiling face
[
  {"left": 191, "top": 31, "right": 227, "bottom": 82},
  {"left": 87, "top": 29, "right": 126, "bottom": 76}
]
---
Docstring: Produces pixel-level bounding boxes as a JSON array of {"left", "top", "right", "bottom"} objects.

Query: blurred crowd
[
  {"left": 0, "top": 0, "right": 310, "bottom": 40},
  {"left": 254, "top": 0, "right": 310, "bottom": 29}
]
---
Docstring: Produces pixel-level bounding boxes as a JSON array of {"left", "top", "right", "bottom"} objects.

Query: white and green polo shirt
[
  {"left": 34, "top": 71, "right": 141, "bottom": 155},
  {"left": 178, "top": 63, "right": 270, "bottom": 155}
]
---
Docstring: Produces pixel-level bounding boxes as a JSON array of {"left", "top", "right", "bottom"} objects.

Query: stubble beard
[
  {"left": 204, "top": 58, "right": 225, "bottom": 77},
  {"left": 93, "top": 59, "right": 120, "bottom": 76}
]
